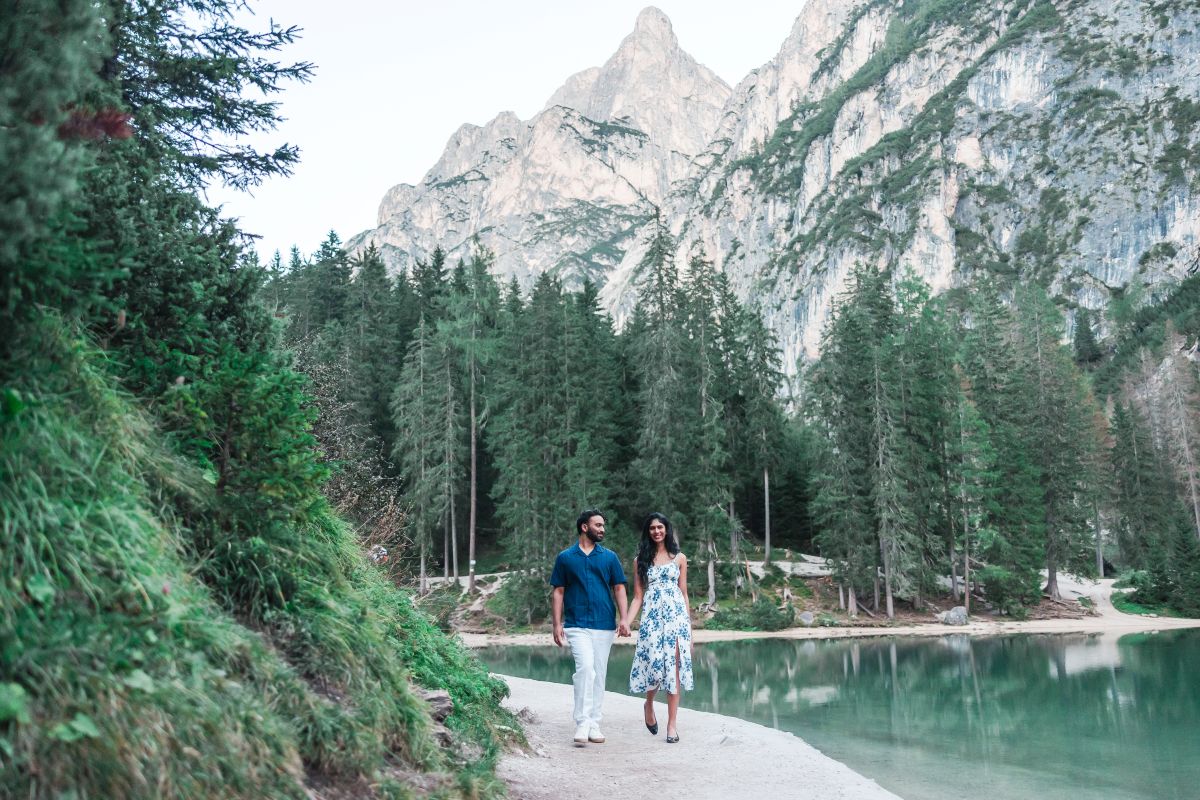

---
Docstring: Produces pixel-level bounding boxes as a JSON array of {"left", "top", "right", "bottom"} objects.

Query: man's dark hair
[{"left": 576, "top": 508, "right": 605, "bottom": 535}]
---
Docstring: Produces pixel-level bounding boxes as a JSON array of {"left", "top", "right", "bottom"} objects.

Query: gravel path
[{"left": 497, "top": 675, "right": 902, "bottom": 800}]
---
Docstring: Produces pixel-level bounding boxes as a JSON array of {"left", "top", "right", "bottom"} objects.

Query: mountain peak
[
  {"left": 543, "top": 7, "right": 729, "bottom": 156},
  {"left": 632, "top": 6, "right": 676, "bottom": 44}
]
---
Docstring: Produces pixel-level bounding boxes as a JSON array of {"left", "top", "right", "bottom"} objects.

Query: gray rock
[
  {"left": 420, "top": 688, "right": 453, "bottom": 722},
  {"left": 937, "top": 606, "right": 969, "bottom": 625},
  {"left": 798, "top": 611, "right": 816, "bottom": 627}
]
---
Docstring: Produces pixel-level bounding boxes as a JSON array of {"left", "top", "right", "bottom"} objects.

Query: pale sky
[{"left": 206, "top": 2, "right": 806, "bottom": 262}]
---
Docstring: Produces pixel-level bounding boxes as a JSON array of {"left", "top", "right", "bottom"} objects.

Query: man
[{"left": 550, "top": 509, "right": 630, "bottom": 746}]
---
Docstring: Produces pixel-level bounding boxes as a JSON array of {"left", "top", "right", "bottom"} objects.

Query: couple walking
[{"left": 549, "top": 509, "right": 694, "bottom": 746}]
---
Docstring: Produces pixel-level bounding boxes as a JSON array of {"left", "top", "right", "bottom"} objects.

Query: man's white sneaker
[
  {"left": 573, "top": 724, "right": 589, "bottom": 746},
  {"left": 588, "top": 725, "right": 606, "bottom": 743}
]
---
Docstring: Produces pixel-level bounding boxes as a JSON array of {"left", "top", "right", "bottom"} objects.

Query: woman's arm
[{"left": 624, "top": 558, "right": 644, "bottom": 627}]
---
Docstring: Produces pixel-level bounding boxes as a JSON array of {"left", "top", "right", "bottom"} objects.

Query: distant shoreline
[{"left": 460, "top": 613, "right": 1200, "bottom": 648}]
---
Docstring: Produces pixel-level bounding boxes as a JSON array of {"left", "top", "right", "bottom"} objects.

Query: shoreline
[
  {"left": 497, "top": 674, "right": 901, "bottom": 800},
  {"left": 460, "top": 612, "right": 1200, "bottom": 648}
]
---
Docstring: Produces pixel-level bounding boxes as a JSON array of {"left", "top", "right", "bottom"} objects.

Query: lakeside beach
[{"left": 459, "top": 574, "right": 1200, "bottom": 648}]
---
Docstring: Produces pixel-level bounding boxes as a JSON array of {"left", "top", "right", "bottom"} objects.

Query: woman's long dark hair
[{"left": 636, "top": 512, "right": 680, "bottom": 587}]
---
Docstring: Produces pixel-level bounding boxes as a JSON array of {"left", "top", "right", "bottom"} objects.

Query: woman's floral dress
[{"left": 629, "top": 557, "right": 694, "bottom": 694}]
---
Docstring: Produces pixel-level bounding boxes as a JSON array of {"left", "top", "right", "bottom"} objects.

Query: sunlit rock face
[
  {"left": 354, "top": 0, "right": 1200, "bottom": 373},
  {"left": 349, "top": 6, "right": 730, "bottom": 287}
]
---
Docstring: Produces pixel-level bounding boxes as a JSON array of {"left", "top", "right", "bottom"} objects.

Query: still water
[{"left": 480, "top": 630, "right": 1200, "bottom": 800}]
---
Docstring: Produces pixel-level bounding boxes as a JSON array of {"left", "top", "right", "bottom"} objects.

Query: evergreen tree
[
  {"left": 960, "top": 279, "right": 1044, "bottom": 612},
  {"left": 0, "top": 0, "right": 112, "bottom": 325},
  {"left": 560, "top": 280, "right": 625, "bottom": 522},
  {"left": 439, "top": 246, "right": 501, "bottom": 590},
  {"left": 1110, "top": 402, "right": 1180, "bottom": 569},
  {"left": 344, "top": 244, "right": 401, "bottom": 450},
  {"left": 810, "top": 264, "right": 899, "bottom": 614},
  {"left": 1011, "top": 285, "right": 1103, "bottom": 598},
  {"left": 1157, "top": 326, "right": 1200, "bottom": 541},
  {"left": 627, "top": 224, "right": 691, "bottom": 525},
  {"left": 949, "top": 386, "right": 1001, "bottom": 611},
  {"left": 737, "top": 305, "right": 787, "bottom": 563},
  {"left": 891, "top": 275, "right": 959, "bottom": 605},
  {"left": 487, "top": 274, "right": 574, "bottom": 564},
  {"left": 413, "top": 247, "right": 449, "bottom": 320},
  {"left": 1073, "top": 307, "right": 1103, "bottom": 367},
  {"left": 677, "top": 253, "right": 733, "bottom": 594},
  {"left": 391, "top": 317, "right": 453, "bottom": 592}
]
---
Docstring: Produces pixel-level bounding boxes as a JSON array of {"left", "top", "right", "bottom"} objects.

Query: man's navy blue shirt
[{"left": 549, "top": 542, "right": 627, "bottom": 630}]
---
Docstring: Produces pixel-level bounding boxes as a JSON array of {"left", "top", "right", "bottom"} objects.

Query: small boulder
[
  {"left": 798, "top": 611, "right": 816, "bottom": 627},
  {"left": 936, "top": 606, "right": 968, "bottom": 625},
  {"left": 420, "top": 688, "right": 453, "bottom": 723}
]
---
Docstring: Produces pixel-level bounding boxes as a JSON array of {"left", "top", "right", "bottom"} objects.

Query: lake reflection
[{"left": 480, "top": 630, "right": 1200, "bottom": 800}]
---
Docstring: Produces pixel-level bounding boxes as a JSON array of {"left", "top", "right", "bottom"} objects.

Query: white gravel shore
[
  {"left": 497, "top": 674, "right": 902, "bottom": 800},
  {"left": 461, "top": 577, "right": 1200, "bottom": 649}
]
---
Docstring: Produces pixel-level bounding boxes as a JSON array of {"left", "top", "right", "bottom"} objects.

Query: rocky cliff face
[
  {"left": 354, "top": 0, "right": 1200, "bottom": 371},
  {"left": 348, "top": 7, "right": 730, "bottom": 286}
]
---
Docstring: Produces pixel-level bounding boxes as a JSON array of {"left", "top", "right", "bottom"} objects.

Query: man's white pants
[{"left": 564, "top": 627, "right": 615, "bottom": 728}]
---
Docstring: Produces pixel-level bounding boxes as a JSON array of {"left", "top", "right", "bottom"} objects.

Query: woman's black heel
[
  {"left": 645, "top": 706, "right": 658, "bottom": 735},
  {"left": 665, "top": 732, "right": 679, "bottom": 744}
]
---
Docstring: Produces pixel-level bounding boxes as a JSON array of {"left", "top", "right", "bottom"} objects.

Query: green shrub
[
  {"left": 977, "top": 565, "right": 1039, "bottom": 617},
  {"left": 489, "top": 573, "right": 551, "bottom": 627},
  {"left": 416, "top": 584, "right": 465, "bottom": 632},
  {"left": 707, "top": 597, "right": 795, "bottom": 632}
]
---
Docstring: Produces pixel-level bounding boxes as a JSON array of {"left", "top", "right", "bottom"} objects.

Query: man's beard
[{"left": 585, "top": 530, "right": 604, "bottom": 543}]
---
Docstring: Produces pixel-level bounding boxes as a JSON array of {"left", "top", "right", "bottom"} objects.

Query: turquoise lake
[{"left": 480, "top": 629, "right": 1200, "bottom": 800}]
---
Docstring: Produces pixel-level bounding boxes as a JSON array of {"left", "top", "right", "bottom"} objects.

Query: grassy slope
[{"left": 0, "top": 316, "right": 515, "bottom": 799}]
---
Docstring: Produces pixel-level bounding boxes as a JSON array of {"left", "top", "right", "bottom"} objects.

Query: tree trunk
[
  {"left": 1093, "top": 501, "right": 1103, "bottom": 578},
  {"left": 873, "top": 572, "right": 880, "bottom": 612},
  {"left": 442, "top": 508, "right": 449, "bottom": 581},
  {"left": 963, "top": 516, "right": 971, "bottom": 616},
  {"left": 729, "top": 501, "right": 738, "bottom": 561},
  {"left": 838, "top": 583, "right": 845, "bottom": 610},
  {"left": 848, "top": 584, "right": 858, "bottom": 618},
  {"left": 450, "top": 486, "right": 459, "bottom": 582},
  {"left": 468, "top": 368, "right": 478, "bottom": 592},
  {"left": 1167, "top": 356, "right": 1200, "bottom": 541},
  {"left": 444, "top": 363, "right": 455, "bottom": 582},
  {"left": 763, "top": 466, "right": 772, "bottom": 566},
  {"left": 707, "top": 551, "right": 717, "bottom": 607},
  {"left": 950, "top": 540, "right": 960, "bottom": 600},
  {"left": 1044, "top": 548, "right": 1061, "bottom": 601},
  {"left": 884, "top": 572, "right": 895, "bottom": 619},
  {"left": 419, "top": 528, "right": 428, "bottom": 596},
  {"left": 881, "top": 540, "right": 895, "bottom": 619}
]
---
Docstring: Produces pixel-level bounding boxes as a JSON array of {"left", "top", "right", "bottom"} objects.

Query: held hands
[
  {"left": 553, "top": 623, "right": 565, "bottom": 648},
  {"left": 617, "top": 618, "right": 632, "bottom": 637}
]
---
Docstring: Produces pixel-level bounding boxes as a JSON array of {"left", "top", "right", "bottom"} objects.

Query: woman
[{"left": 623, "top": 512, "right": 693, "bottom": 743}]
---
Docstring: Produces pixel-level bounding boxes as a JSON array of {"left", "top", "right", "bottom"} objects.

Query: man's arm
[
  {"left": 610, "top": 552, "right": 631, "bottom": 636},
  {"left": 551, "top": 586, "right": 566, "bottom": 647},
  {"left": 613, "top": 582, "right": 630, "bottom": 637}
]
